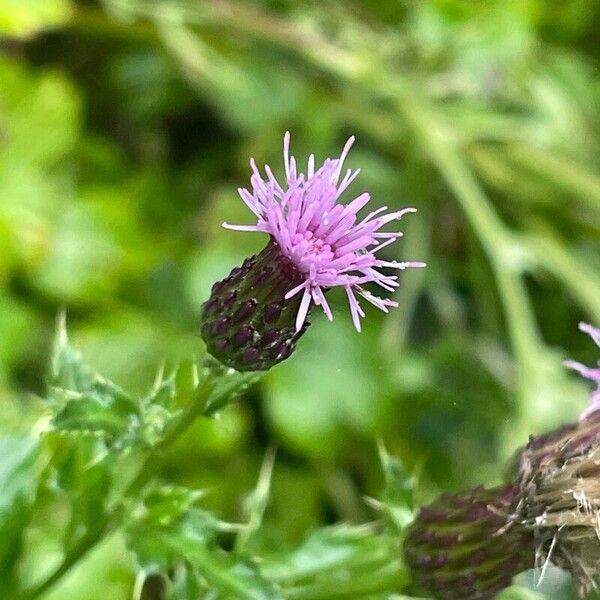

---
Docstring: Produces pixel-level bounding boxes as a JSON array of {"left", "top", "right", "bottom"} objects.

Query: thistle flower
[
  {"left": 565, "top": 322, "right": 600, "bottom": 420},
  {"left": 404, "top": 484, "right": 532, "bottom": 600},
  {"left": 201, "top": 133, "right": 424, "bottom": 371}
]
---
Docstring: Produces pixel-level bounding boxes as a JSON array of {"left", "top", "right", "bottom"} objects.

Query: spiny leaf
[
  {"left": 375, "top": 441, "right": 419, "bottom": 531},
  {"left": 140, "top": 364, "right": 180, "bottom": 447},
  {"left": 261, "top": 524, "right": 397, "bottom": 584},
  {"left": 127, "top": 484, "right": 221, "bottom": 572},
  {"left": 49, "top": 313, "right": 142, "bottom": 448},
  {"left": 42, "top": 433, "right": 113, "bottom": 554},
  {"left": 50, "top": 311, "right": 95, "bottom": 392},
  {"left": 132, "top": 485, "right": 207, "bottom": 529},
  {"left": 51, "top": 387, "right": 141, "bottom": 447},
  {"left": 127, "top": 486, "right": 280, "bottom": 599}
]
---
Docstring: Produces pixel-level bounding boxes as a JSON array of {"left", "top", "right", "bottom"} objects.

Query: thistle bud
[{"left": 404, "top": 484, "right": 533, "bottom": 600}]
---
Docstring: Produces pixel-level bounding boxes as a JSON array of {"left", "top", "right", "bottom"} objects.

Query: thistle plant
[
  {"left": 3, "top": 2, "right": 600, "bottom": 600},
  {"left": 200, "top": 133, "right": 425, "bottom": 371},
  {"left": 404, "top": 322, "right": 600, "bottom": 599},
  {"left": 0, "top": 135, "right": 428, "bottom": 600}
]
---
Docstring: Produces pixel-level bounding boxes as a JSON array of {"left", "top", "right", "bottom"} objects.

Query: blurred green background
[{"left": 0, "top": 0, "right": 599, "bottom": 597}]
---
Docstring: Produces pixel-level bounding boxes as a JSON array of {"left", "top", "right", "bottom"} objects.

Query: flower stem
[{"left": 19, "top": 527, "right": 110, "bottom": 600}]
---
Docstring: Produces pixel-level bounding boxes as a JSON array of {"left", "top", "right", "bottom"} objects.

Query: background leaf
[{"left": 0, "top": 437, "right": 39, "bottom": 592}]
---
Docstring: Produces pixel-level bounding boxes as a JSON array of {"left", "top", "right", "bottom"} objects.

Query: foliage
[{"left": 0, "top": 0, "right": 599, "bottom": 598}]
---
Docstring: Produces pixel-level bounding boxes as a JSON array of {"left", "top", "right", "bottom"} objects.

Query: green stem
[
  {"left": 168, "top": 541, "right": 261, "bottom": 600},
  {"left": 18, "top": 526, "right": 111, "bottom": 600},
  {"left": 522, "top": 233, "right": 600, "bottom": 323}
]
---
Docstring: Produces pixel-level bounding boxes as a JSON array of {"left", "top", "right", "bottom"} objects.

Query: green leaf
[
  {"left": 50, "top": 313, "right": 95, "bottom": 392},
  {"left": 127, "top": 486, "right": 280, "bottom": 599},
  {"left": 0, "top": 436, "right": 39, "bottom": 591},
  {"left": 44, "top": 433, "right": 113, "bottom": 554},
  {"left": 51, "top": 385, "right": 140, "bottom": 443},
  {"left": 140, "top": 366, "right": 180, "bottom": 447},
  {"left": 49, "top": 314, "right": 142, "bottom": 448},
  {"left": 133, "top": 485, "right": 207, "bottom": 530},
  {"left": 127, "top": 485, "right": 220, "bottom": 573},
  {"left": 261, "top": 525, "right": 397, "bottom": 585},
  {"left": 51, "top": 387, "right": 140, "bottom": 446},
  {"left": 375, "top": 442, "right": 418, "bottom": 531}
]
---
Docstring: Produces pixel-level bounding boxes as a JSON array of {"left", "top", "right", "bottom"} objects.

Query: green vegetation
[{"left": 0, "top": 1, "right": 598, "bottom": 598}]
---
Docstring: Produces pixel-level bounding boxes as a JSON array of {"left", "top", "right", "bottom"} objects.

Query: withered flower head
[{"left": 517, "top": 410, "right": 600, "bottom": 596}]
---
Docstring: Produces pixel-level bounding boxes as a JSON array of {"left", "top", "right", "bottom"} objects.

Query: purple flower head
[
  {"left": 565, "top": 322, "right": 600, "bottom": 420},
  {"left": 224, "top": 132, "right": 425, "bottom": 332}
]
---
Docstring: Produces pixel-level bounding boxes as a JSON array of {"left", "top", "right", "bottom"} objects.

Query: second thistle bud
[
  {"left": 404, "top": 484, "right": 533, "bottom": 600},
  {"left": 200, "top": 239, "right": 310, "bottom": 371}
]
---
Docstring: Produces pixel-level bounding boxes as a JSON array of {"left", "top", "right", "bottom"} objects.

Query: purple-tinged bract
[
  {"left": 224, "top": 132, "right": 425, "bottom": 332},
  {"left": 565, "top": 322, "right": 600, "bottom": 420},
  {"left": 200, "top": 240, "right": 309, "bottom": 372},
  {"left": 404, "top": 484, "right": 532, "bottom": 600}
]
